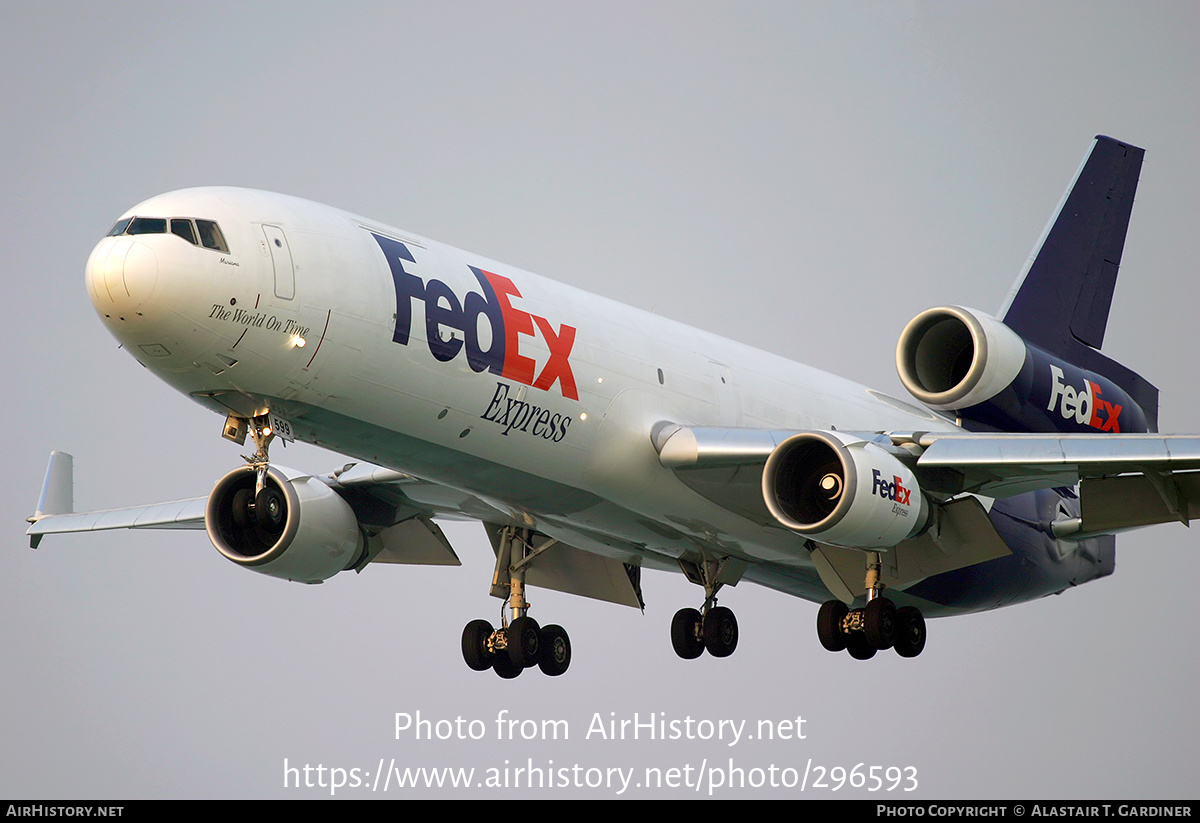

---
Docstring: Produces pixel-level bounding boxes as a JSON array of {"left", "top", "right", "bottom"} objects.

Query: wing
[
  {"left": 24, "top": 451, "right": 463, "bottom": 565},
  {"left": 653, "top": 424, "right": 1200, "bottom": 597},
  {"left": 654, "top": 423, "right": 1200, "bottom": 534},
  {"left": 904, "top": 430, "right": 1200, "bottom": 536},
  {"left": 26, "top": 452, "right": 208, "bottom": 546},
  {"left": 26, "top": 451, "right": 643, "bottom": 607}
]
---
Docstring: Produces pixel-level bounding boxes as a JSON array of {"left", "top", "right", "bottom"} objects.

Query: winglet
[{"left": 29, "top": 451, "right": 73, "bottom": 547}]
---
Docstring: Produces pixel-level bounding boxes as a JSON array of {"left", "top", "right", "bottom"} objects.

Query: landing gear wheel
[
  {"left": 231, "top": 488, "right": 255, "bottom": 528},
  {"left": 537, "top": 624, "right": 571, "bottom": 676},
  {"left": 703, "top": 606, "right": 738, "bottom": 658},
  {"left": 506, "top": 616, "right": 541, "bottom": 668},
  {"left": 254, "top": 486, "right": 285, "bottom": 530},
  {"left": 492, "top": 652, "right": 523, "bottom": 679},
  {"left": 863, "top": 597, "right": 896, "bottom": 650},
  {"left": 817, "top": 600, "right": 849, "bottom": 652},
  {"left": 461, "top": 619, "right": 494, "bottom": 671},
  {"left": 894, "top": 606, "right": 926, "bottom": 658},
  {"left": 254, "top": 486, "right": 286, "bottom": 535},
  {"left": 846, "top": 632, "right": 877, "bottom": 660},
  {"left": 670, "top": 608, "right": 705, "bottom": 659}
]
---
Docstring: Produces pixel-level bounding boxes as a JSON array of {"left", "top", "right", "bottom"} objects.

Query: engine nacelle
[
  {"left": 896, "top": 305, "right": 1027, "bottom": 411},
  {"left": 896, "top": 305, "right": 1149, "bottom": 433},
  {"left": 205, "top": 464, "right": 365, "bottom": 584},
  {"left": 762, "top": 431, "right": 931, "bottom": 548}
]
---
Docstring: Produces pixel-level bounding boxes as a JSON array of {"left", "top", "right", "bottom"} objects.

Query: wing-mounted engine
[
  {"left": 896, "top": 305, "right": 1149, "bottom": 434},
  {"left": 762, "top": 431, "right": 931, "bottom": 548},
  {"left": 206, "top": 464, "right": 365, "bottom": 584}
]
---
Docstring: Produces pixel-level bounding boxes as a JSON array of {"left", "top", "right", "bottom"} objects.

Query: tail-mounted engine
[
  {"left": 896, "top": 306, "right": 1148, "bottom": 433},
  {"left": 762, "top": 431, "right": 931, "bottom": 548},
  {"left": 205, "top": 464, "right": 365, "bottom": 584}
]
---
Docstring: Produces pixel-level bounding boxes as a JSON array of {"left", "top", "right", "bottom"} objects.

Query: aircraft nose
[{"left": 86, "top": 237, "right": 159, "bottom": 322}]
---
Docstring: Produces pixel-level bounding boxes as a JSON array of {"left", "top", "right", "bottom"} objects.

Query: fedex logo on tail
[
  {"left": 373, "top": 233, "right": 579, "bottom": 400},
  {"left": 1047, "top": 365, "right": 1121, "bottom": 432}
]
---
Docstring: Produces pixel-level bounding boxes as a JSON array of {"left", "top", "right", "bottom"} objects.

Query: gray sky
[{"left": 3, "top": 1, "right": 1198, "bottom": 799}]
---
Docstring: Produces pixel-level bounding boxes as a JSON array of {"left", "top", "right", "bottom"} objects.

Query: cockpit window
[
  {"left": 195, "top": 220, "right": 229, "bottom": 253},
  {"left": 106, "top": 215, "right": 230, "bottom": 254},
  {"left": 170, "top": 218, "right": 198, "bottom": 245},
  {"left": 127, "top": 217, "right": 167, "bottom": 235},
  {"left": 106, "top": 217, "right": 133, "bottom": 237}
]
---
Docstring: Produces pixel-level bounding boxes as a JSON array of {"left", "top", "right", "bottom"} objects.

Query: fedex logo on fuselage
[
  {"left": 373, "top": 233, "right": 579, "bottom": 400},
  {"left": 871, "top": 469, "right": 911, "bottom": 506},
  {"left": 1047, "top": 365, "right": 1120, "bottom": 432}
]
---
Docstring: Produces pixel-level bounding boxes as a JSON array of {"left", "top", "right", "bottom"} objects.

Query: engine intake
[
  {"left": 896, "top": 306, "right": 1027, "bottom": 411},
  {"left": 762, "top": 431, "right": 930, "bottom": 548},
  {"left": 205, "top": 464, "right": 364, "bottom": 583}
]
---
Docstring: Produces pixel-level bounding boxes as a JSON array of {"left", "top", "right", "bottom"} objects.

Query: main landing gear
[
  {"left": 816, "top": 551, "right": 926, "bottom": 659},
  {"left": 461, "top": 526, "right": 572, "bottom": 679},
  {"left": 671, "top": 556, "right": 739, "bottom": 660}
]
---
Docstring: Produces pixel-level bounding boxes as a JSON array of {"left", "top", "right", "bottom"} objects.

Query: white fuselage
[{"left": 86, "top": 187, "right": 956, "bottom": 585}]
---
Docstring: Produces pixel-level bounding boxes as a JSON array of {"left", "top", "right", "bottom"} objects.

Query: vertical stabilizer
[{"left": 1000, "top": 136, "right": 1158, "bottom": 430}]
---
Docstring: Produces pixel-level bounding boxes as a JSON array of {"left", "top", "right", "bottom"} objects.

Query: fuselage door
[{"left": 261, "top": 224, "right": 295, "bottom": 300}]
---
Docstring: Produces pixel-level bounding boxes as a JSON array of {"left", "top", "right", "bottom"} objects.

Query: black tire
[
  {"left": 254, "top": 486, "right": 286, "bottom": 534},
  {"left": 492, "top": 652, "right": 523, "bottom": 679},
  {"left": 817, "top": 600, "right": 848, "bottom": 652},
  {"left": 461, "top": 619, "right": 494, "bottom": 671},
  {"left": 537, "top": 624, "right": 571, "bottom": 676},
  {"left": 894, "top": 606, "right": 927, "bottom": 658},
  {"left": 670, "top": 608, "right": 705, "bottom": 659},
  {"left": 863, "top": 597, "right": 896, "bottom": 650},
  {"left": 703, "top": 606, "right": 738, "bottom": 658},
  {"left": 506, "top": 616, "right": 540, "bottom": 668},
  {"left": 231, "top": 488, "right": 254, "bottom": 528},
  {"left": 846, "top": 632, "right": 877, "bottom": 660}
]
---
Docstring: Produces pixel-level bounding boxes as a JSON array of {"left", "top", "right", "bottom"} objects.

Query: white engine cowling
[
  {"left": 205, "top": 464, "right": 365, "bottom": 583},
  {"left": 895, "top": 305, "right": 1027, "bottom": 411},
  {"left": 762, "top": 431, "right": 930, "bottom": 548}
]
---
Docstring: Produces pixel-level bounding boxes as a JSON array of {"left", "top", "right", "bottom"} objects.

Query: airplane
[{"left": 27, "top": 135, "right": 1200, "bottom": 677}]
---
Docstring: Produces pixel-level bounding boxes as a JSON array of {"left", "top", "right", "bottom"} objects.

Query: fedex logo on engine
[
  {"left": 1047, "top": 365, "right": 1121, "bottom": 432},
  {"left": 872, "top": 469, "right": 912, "bottom": 506},
  {"left": 373, "top": 233, "right": 578, "bottom": 401}
]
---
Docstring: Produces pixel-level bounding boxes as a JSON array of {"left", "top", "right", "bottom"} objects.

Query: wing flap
[
  {"left": 1078, "top": 472, "right": 1200, "bottom": 534},
  {"left": 911, "top": 432, "right": 1200, "bottom": 497},
  {"left": 811, "top": 496, "right": 1012, "bottom": 602},
  {"left": 370, "top": 515, "right": 461, "bottom": 566}
]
